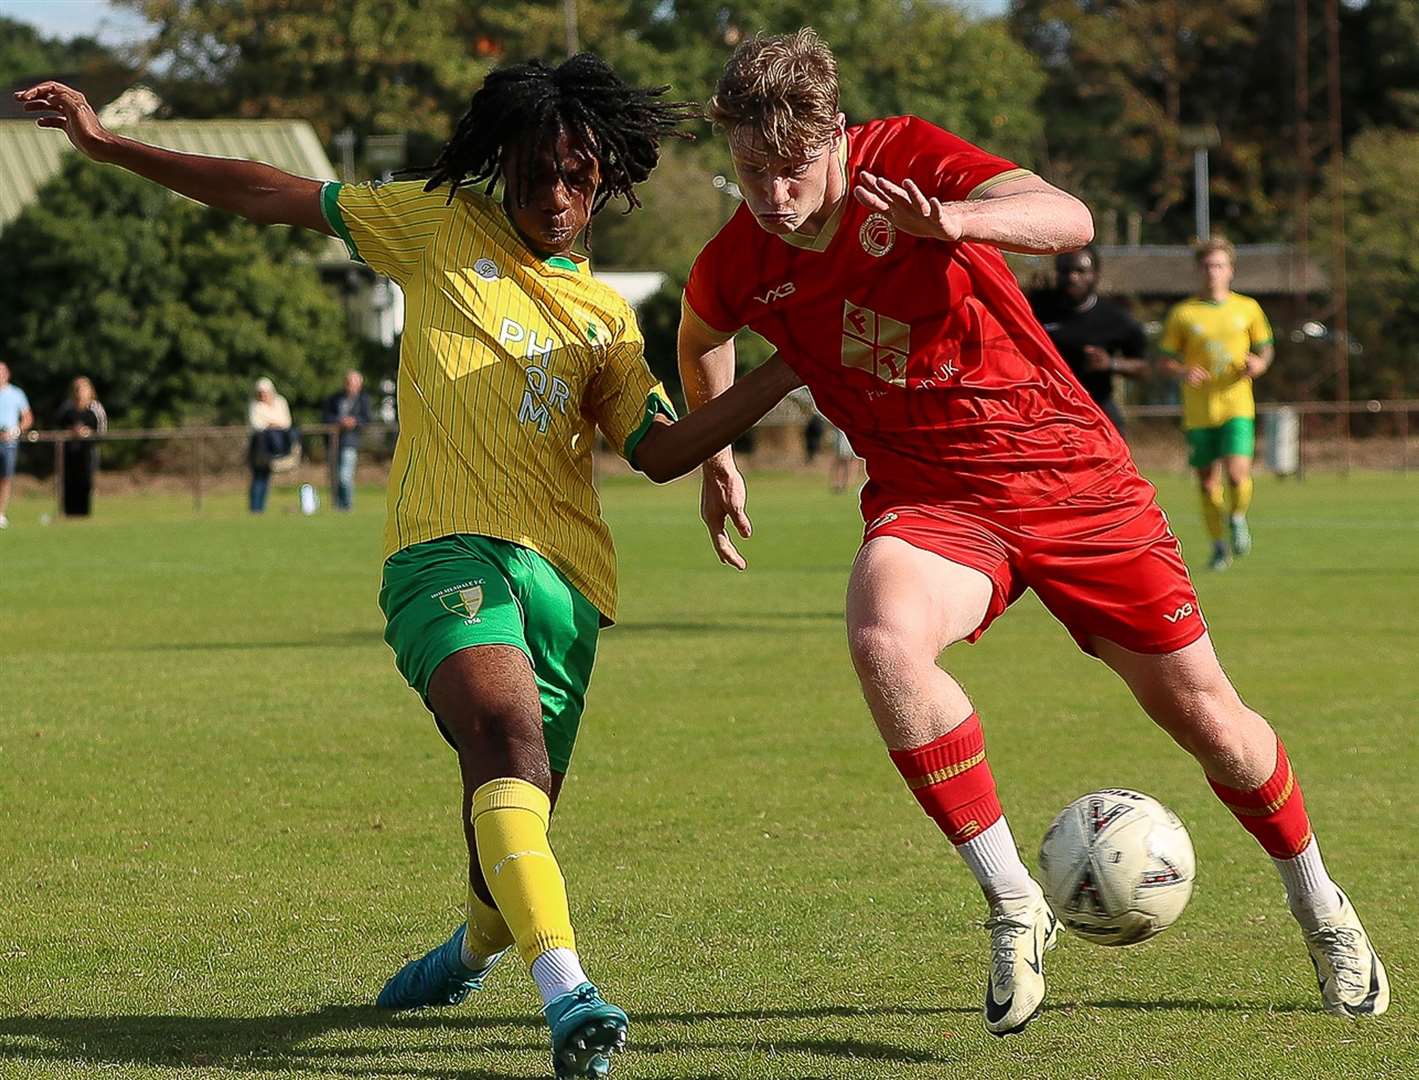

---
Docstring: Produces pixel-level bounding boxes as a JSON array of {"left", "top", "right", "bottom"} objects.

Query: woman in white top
[{"left": 247, "top": 377, "right": 293, "bottom": 513}]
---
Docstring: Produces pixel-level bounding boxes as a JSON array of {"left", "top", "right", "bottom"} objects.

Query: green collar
[{"left": 545, "top": 255, "right": 579, "bottom": 271}]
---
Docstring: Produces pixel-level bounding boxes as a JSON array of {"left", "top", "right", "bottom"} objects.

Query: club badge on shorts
[
  {"left": 859, "top": 212, "right": 896, "bottom": 257},
  {"left": 433, "top": 580, "right": 485, "bottom": 623}
]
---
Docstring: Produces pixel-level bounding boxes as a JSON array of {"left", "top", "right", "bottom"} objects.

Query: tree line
[{"left": 1, "top": 1, "right": 1416, "bottom": 428}]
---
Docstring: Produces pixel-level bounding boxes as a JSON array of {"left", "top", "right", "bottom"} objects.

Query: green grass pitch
[{"left": 1, "top": 471, "right": 1415, "bottom": 1079}]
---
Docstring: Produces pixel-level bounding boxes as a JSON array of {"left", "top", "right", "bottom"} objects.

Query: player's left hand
[
  {"left": 14, "top": 81, "right": 114, "bottom": 161},
  {"left": 1083, "top": 345, "right": 1113, "bottom": 372},
  {"left": 854, "top": 172, "right": 964, "bottom": 242},
  {"left": 1243, "top": 353, "right": 1268, "bottom": 379}
]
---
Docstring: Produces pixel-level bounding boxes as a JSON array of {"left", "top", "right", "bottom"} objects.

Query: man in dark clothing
[
  {"left": 1030, "top": 246, "right": 1148, "bottom": 435},
  {"left": 321, "top": 369, "right": 373, "bottom": 510}
]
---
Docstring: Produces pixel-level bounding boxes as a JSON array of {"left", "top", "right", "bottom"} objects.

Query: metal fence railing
[
  {"left": 12, "top": 422, "right": 399, "bottom": 514},
  {"left": 10, "top": 400, "right": 1417, "bottom": 516}
]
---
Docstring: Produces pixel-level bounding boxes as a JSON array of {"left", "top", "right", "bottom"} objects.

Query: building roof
[
  {"left": 1013, "top": 243, "right": 1329, "bottom": 299},
  {"left": 0, "top": 119, "right": 347, "bottom": 261},
  {"left": 596, "top": 271, "right": 666, "bottom": 308}
]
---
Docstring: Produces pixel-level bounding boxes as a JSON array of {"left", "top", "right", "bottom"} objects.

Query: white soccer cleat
[
  {"left": 982, "top": 883, "right": 1059, "bottom": 1036},
  {"left": 1304, "top": 888, "right": 1389, "bottom": 1018}
]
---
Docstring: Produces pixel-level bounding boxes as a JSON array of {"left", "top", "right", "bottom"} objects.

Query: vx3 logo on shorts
[
  {"left": 755, "top": 282, "right": 796, "bottom": 304},
  {"left": 1163, "top": 602, "right": 1196, "bottom": 624}
]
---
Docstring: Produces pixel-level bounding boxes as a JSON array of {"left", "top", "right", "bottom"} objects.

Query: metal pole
[
  {"left": 1325, "top": 0, "right": 1349, "bottom": 476},
  {"left": 193, "top": 435, "right": 205, "bottom": 513},
  {"left": 53, "top": 439, "right": 64, "bottom": 519},
  {"left": 1193, "top": 147, "right": 1210, "bottom": 240},
  {"left": 563, "top": 0, "right": 579, "bottom": 56},
  {"left": 1401, "top": 406, "right": 1409, "bottom": 473}
]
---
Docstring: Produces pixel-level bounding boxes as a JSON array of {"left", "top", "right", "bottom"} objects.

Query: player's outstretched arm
[
  {"left": 855, "top": 171, "right": 1092, "bottom": 255},
  {"left": 678, "top": 307, "right": 755, "bottom": 569},
  {"left": 633, "top": 355, "right": 800, "bottom": 485},
  {"left": 15, "top": 82, "right": 332, "bottom": 235}
]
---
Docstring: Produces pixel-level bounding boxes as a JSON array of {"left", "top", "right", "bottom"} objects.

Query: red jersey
[{"left": 685, "top": 116, "right": 1128, "bottom": 510}]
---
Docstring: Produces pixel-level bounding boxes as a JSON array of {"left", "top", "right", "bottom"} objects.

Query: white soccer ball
[{"left": 1037, "top": 788, "right": 1196, "bottom": 947}]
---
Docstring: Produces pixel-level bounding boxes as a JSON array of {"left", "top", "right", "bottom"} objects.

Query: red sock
[
  {"left": 888, "top": 713, "right": 1002, "bottom": 846},
  {"left": 1209, "top": 736, "right": 1313, "bottom": 858}
]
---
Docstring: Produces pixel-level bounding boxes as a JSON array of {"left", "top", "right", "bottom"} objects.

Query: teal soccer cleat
[
  {"left": 545, "top": 982, "right": 629, "bottom": 1078},
  {"left": 1229, "top": 515, "right": 1252, "bottom": 557},
  {"left": 375, "top": 924, "right": 506, "bottom": 1010}
]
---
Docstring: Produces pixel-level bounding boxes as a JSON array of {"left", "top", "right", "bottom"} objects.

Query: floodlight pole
[
  {"left": 1192, "top": 147, "right": 1210, "bottom": 241},
  {"left": 564, "top": 0, "right": 579, "bottom": 56},
  {"left": 1179, "top": 126, "right": 1219, "bottom": 242}
]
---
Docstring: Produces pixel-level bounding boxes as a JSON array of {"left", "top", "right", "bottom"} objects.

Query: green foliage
[
  {"left": 0, "top": 157, "right": 358, "bottom": 428},
  {"left": 1341, "top": 0, "right": 1419, "bottom": 136},
  {"left": 1327, "top": 128, "right": 1419, "bottom": 399},
  {"left": 0, "top": 14, "right": 115, "bottom": 86},
  {"left": 1009, "top": 0, "right": 1282, "bottom": 243},
  {"left": 115, "top": 0, "right": 492, "bottom": 146}
]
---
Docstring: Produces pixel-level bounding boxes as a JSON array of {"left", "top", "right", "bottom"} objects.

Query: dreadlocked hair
[{"left": 406, "top": 52, "right": 697, "bottom": 219}]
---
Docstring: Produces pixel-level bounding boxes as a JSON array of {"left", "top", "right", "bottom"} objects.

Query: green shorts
[
  {"left": 1186, "top": 416, "right": 1255, "bottom": 469},
  {"left": 379, "top": 534, "right": 601, "bottom": 774}
]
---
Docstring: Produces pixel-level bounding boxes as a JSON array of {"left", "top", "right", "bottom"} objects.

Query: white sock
[
  {"left": 530, "top": 947, "right": 588, "bottom": 1008},
  {"left": 956, "top": 817, "right": 1035, "bottom": 906},
  {"left": 1273, "top": 836, "right": 1343, "bottom": 929}
]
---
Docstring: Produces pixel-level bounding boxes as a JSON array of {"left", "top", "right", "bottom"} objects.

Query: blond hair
[
  {"left": 1194, "top": 236, "right": 1236, "bottom": 264},
  {"left": 707, "top": 28, "right": 840, "bottom": 159}
]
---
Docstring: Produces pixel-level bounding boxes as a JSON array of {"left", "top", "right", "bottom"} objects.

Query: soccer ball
[{"left": 1037, "top": 789, "right": 1196, "bottom": 947}]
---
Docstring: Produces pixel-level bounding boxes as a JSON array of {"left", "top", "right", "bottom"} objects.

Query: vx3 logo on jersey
[
  {"left": 755, "top": 282, "right": 796, "bottom": 304},
  {"left": 1163, "top": 602, "right": 1196, "bottom": 624}
]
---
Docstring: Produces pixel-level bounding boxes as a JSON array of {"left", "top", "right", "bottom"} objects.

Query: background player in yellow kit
[
  {"left": 18, "top": 56, "right": 798, "bottom": 1079},
  {"left": 1159, "top": 238, "right": 1273, "bottom": 570}
]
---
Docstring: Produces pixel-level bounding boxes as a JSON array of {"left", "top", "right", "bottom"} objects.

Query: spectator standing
[
  {"left": 829, "top": 425, "right": 859, "bottom": 494},
  {"left": 321, "top": 369, "right": 372, "bottom": 510},
  {"left": 1029, "top": 246, "right": 1148, "bottom": 436},
  {"left": 55, "top": 376, "right": 107, "bottom": 517},
  {"left": 247, "top": 377, "right": 293, "bottom": 513},
  {"left": 0, "top": 361, "right": 35, "bottom": 529}
]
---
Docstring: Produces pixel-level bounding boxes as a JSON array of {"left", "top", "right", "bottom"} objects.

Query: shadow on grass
[
  {"left": 0, "top": 1005, "right": 541, "bottom": 1079},
  {"left": 1065, "top": 996, "right": 1317, "bottom": 1014},
  {"left": 0, "top": 1000, "right": 970, "bottom": 1076}
]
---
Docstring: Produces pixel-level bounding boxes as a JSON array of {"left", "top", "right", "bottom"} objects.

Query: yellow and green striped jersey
[
  {"left": 1159, "top": 292, "right": 1273, "bottom": 430},
  {"left": 322, "top": 179, "right": 673, "bottom": 619}
]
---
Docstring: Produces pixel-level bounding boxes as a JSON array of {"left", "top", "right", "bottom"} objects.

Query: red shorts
[{"left": 861, "top": 467, "right": 1206, "bottom": 656}]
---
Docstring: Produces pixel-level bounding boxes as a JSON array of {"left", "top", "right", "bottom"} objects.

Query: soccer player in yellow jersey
[
  {"left": 1159, "top": 238, "right": 1274, "bottom": 570},
  {"left": 20, "top": 57, "right": 801, "bottom": 1078}
]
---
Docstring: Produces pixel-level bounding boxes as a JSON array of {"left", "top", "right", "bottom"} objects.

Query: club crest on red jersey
[{"left": 859, "top": 212, "right": 896, "bottom": 257}]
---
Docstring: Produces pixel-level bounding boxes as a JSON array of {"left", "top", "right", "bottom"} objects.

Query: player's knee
[
  {"left": 447, "top": 701, "right": 548, "bottom": 785},
  {"left": 847, "top": 618, "right": 930, "bottom": 690}
]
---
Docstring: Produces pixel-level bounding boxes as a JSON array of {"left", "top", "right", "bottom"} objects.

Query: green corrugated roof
[{"left": 0, "top": 119, "right": 348, "bottom": 262}]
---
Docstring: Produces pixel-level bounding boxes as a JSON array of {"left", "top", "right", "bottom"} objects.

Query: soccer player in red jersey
[{"left": 679, "top": 29, "right": 1387, "bottom": 1033}]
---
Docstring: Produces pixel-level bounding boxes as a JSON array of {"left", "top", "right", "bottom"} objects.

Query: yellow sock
[
  {"left": 471, "top": 778, "right": 575, "bottom": 967},
  {"left": 1230, "top": 476, "right": 1253, "bottom": 517},
  {"left": 464, "top": 885, "right": 515, "bottom": 963},
  {"left": 1201, "top": 486, "right": 1225, "bottom": 541}
]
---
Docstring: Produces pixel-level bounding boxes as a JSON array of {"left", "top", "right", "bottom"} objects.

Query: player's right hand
[
  {"left": 1184, "top": 366, "right": 1209, "bottom": 388},
  {"left": 14, "top": 82, "right": 114, "bottom": 161},
  {"left": 701, "top": 462, "right": 752, "bottom": 571}
]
